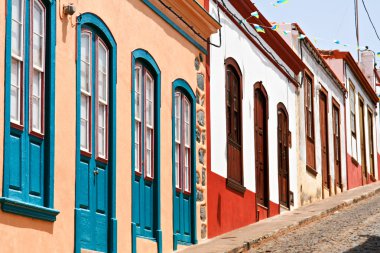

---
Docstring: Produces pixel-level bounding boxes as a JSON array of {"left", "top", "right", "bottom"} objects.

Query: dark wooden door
[
  {"left": 226, "top": 67, "right": 242, "bottom": 184},
  {"left": 319, "top": 92, "right": 330, "bottom": 191},
  {"left": 332, "top": 104, "right": 342, "bottom": 190},
  {"left": 278, "top": 105, "right": 289, "bottom": 207},
  {"left": 359, "top": 99, "right": 367, "bottom": 182},
  {"left": 255, "top": 88, "right": 268, "bottom": 207}
]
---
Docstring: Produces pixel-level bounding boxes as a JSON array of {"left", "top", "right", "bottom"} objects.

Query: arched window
[
  {"left": 174, "top": 92, "right": 192, "bottom": 191},
  {"left": 2, "top": 0, "right": 58, "bottom": 221},
  {"left": 172, "top": 79, "right": 197, "bottom": 249},
  {"left": 131, "top": 49, "right": 161, "bottom": 243},
  {"left": 134, "top": 63, "right": 155, "bottom": 178},
  {"left": 225, "top": 58, "right": 245, "bottom": 193},
  {"left": 75, "top": 13, "right": 117, "bottom": 253}
]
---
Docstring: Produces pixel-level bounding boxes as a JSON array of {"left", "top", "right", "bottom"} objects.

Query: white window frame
[
  {"left": 96, "top": 38, "right": 109, "bottom": 160},
  {"left": 10, "top": 0, "right": 25, "bottom": 126},
  {"left": 183, "top": 97, "right": 191, "bottom": 193},
  {"left": 144, "top": 71, "right": 154, "bottom": 179},
  {"left": 134, "top": 64, "right": 142, "bottom": 174},
  {"left": 30, "top": 0, "right": 45, "bottom": 134},
  {"left": 80, "top": 31, "right": 92, "bottom": 153},
  {"left": 175, "top": 92, "right": 181, "bottom": 189}
]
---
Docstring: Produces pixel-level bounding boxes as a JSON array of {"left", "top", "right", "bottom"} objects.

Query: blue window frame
[
  {"left": 172, "top": 79, "right": 197, "bottom": 249},
  {"left": 131, "top": 49, "right": 162, "bottom": 253},
  {"left": 1, "top": 0, "right": 58, "bottom": 221}
]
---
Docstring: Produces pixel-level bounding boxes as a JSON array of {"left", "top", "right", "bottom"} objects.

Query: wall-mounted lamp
[{"left": 63, "top": 3, "right": 76, "bottom": 16}]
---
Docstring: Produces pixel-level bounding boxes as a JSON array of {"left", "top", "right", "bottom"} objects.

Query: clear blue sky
[{"left": 254, "top": 0, "right": 380, "bottom": 65}]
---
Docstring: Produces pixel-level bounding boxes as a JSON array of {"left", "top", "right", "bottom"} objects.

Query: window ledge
[
  {"left": 0, "top": 197, "right": 59, "bottom": 222},
  {"left": 226, "top": 178, "right": 246, "bottom": 194},
  {"left": 306, "top": 165, "right": 318, "bottom": 176},
  {"left": 136, "top": 235, "right": 157, "bottom": 242}
]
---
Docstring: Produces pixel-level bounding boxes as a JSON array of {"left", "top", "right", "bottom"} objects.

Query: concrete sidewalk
[{"left": 179, "top": 182, "right": 380, "bottom": 253}]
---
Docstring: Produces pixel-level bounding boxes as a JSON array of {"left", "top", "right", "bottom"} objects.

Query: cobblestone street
[{"left": 253, "top": 193, "right": 380, "bottom": 253}]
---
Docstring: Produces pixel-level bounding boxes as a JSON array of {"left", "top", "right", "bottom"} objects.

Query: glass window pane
[
  {"left": 12, "top": 21, "right": 22, "bottom": 57},
  {"left": 11, "top": 59, "right": 20, "bottom": 123},
  {"left": 175, "top": 144, "right": 180, "bottom": 188},
  {"left": 350, "top": 87, "right": 355, "bottom": 113},
  {"left": 11, "top": 59, "right": 20, "bottom": 88},
  {"left": 33, "top": 34, "right": 43, "bottom": 68},
  {"left": 98, "top": 104, "right": 105, "bottom": 128},
  {"left": 81, "top": 61, "right": 90, "bottom": 92},
  {"left": 135, "top": 123, "right": 140, "bottom": 172},
  {"left": 135, "top": 92, "right": 141, "bottom": 120},
  {"left": 80, "top": 95, "right": 88, "bottom": 121},
  {"left": 98, "top": 41, "right": 108, "bottom": 102},
  {"left": 33, "top": 70, "right": 41, "bottom": 96},
  {"left": 80, "top": 94, "right": 89, "bottom": 150},
  {"left": 33, "top": 1, "right": 43, "bottom": 35},
  {"left": 31, "top": 71, "right": 42, "bottom": 132},
  {"left": 10, "top": 85, "right": 19, "bottom": 122},
  {"left": 176, "top": 118, "right": 181, "bottom": 143},
  {"left": 146, "top": 151, "right": 151, "bottom": 177},
  {"left": 80, "top": 119, "right": 88, "bottom": 150},
  {"left": 81, "top": 34, "right": 90, "bottom": 62},
  {"left": 184, "top": 150, "right": 190, "bottom": 192},
  {"left": 135, "top": 66, "right": 142, "bottom": 120},
  {"left": 12, "top": 0, "right": 23, "bottom": 22},
  {"left": 145, "top": 72, "right": 154, "bottom": 128},
  {"left": 98, "top": 43, "right": 107, "bottom": 72},
  {"left": 32, "top": 96, "right": 40, "bottom": 131},
  {"left": 146, "top": 129, "right": 153, "bottom": 178},
  {"left": 146, "top": 130, "right": 151, "bottom": 149},
  {"left": 12, "top": 0, "right": 23, "bottom": 57},
  {"left": 98, "top": 127, "right": 105, "bottom": 157},
  {"left": 81, "top": 33, "right": 91, "bottom": 93},
  {"left": 146, "top": 76, "right": 152, "bottom": 100},
  {"left": 33, "top": 1, "right": 44, "bottom": 69},
  {"left": 98, "top": 72, "right": 104, "bottom": 99},
  {"left": 98, "top": 104, "right": 107, "bottom": 158}
]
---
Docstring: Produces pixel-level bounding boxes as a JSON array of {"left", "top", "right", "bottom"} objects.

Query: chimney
[{"left": 359, "top": 51, "right": 376, "bottom": 90}]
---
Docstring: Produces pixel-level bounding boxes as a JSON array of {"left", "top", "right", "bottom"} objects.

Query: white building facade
[
  {"left": 206, "top": 0, "right": 305, "bottom": 237},
  {"left": 278, "top": 24, "right": 347, "bottom": 206}
]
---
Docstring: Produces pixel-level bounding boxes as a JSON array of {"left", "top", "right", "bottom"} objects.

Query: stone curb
[{"left": 225, "top": 186, "right": 380, "bottom": 253}]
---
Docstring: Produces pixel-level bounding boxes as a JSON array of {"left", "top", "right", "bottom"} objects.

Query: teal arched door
[
  {"left": 74, "top": 13, "right": 117, "bottom": 253},
  {"left": 172, "top": 79, "right": 197, "bottom": 249}
]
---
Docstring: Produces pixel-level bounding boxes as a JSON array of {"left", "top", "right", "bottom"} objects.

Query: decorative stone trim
[{"left": 195, "top": 56, "right": 208, "bottom": 240}]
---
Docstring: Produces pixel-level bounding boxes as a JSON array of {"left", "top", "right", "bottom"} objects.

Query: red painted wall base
[
  {"left": 207, "top": 170, "right": 279, "bottom": 238},
  {"left": 347, "top": 154, "right": 363, "bottom": 190}
]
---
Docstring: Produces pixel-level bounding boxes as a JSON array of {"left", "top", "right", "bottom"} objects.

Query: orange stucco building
[{"left": 0, "top": 0, "right": 219, "bottom": 252}]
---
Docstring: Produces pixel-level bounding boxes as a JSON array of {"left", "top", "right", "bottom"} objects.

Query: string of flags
[
  {"left": 272, "top": 0, "right": 288, "bottom": 7},
  {"left": 241, "top": 1, "right": 380, "bottom": 57},
  {"left": 239, "top": 11, "right": 380, "bottom": 57}
]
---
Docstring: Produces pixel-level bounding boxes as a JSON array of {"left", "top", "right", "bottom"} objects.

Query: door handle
[{"left": 94, "top": 169, "right": 99, "bottom": 175}]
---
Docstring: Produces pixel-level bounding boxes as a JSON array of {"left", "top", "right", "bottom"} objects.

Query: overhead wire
[
  {"left": 156, "top": 0, "right": 222, "bottom": 48},
  {"left": 361, "top": 0, "right": 380, "bottom": 42},
  {"left": 216, "top": 0, "right": 299, "bottom": 85}
]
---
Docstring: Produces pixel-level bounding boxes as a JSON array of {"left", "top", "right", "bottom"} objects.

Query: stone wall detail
[{"left": 195, "top": 57, "right": 208, "bottom": 239}]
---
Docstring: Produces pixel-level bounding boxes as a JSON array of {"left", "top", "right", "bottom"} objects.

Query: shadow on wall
[
  {"left": 0, "top": 210, "right": 54, "bottom": 234},
  {"left": 344, "top": 235, "right": 380, "bottom": 253}
]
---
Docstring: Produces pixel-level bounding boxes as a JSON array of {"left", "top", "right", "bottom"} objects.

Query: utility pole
[{"left": 355, "top": 0, "right": 360, "bottom": 61}]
